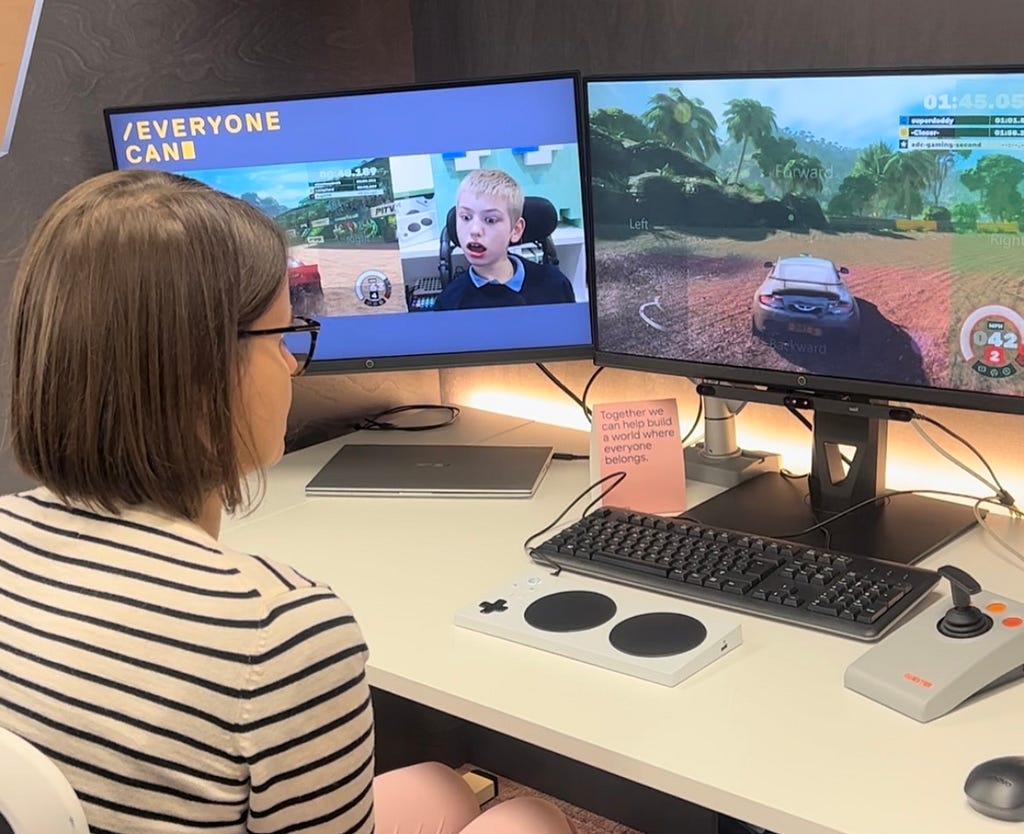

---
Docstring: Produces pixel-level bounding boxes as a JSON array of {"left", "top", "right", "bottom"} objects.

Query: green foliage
[
  {"left": 923, "top": 149, "right": 972, "bottom": 206},
  {"left": 723, "top": 98, "right": 777, "bottom": 184},
  {"left": 853, "top": 141, "right": 894, "bottom": 181},
  {"left": 642, "top": 87, "right": 721, "bottom": 162},
  {"left": 590, "top": 108, "right": 650, "bottom": 142},
  {"left": 776, "top": 152, "right": 827, "bottom": 196},
  {"left": 960, "top": 154, "right": 1024, "bottom": 221},
  {"left": 827, "top": 174, "right": 877, "bottom": 216},
  {"left": 923, "top": 205, "right": 950, "bottom": 221},
  {"left": 627, "top": 141, "right": 718, "bottom": 180},
  {"left": 588, "top": 126, "right": 634, "bottom": 180},
  {"left": 951, "top": 201, "right": 980, "bottom": 231},
  {"left": 752, "top": 134, "right": 798, "bottom": 189},
  {"left": 882, "top": 151, "right": 931, "bottom": 218}
]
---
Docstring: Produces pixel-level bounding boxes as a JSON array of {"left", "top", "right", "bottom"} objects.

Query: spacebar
[{"left": 591, "top": 552, "right": 670, "bottom": 577}]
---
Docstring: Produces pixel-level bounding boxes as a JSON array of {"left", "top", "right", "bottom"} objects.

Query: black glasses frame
[{"left": 238, "top": 316, "right": 321, "bottom": 376}]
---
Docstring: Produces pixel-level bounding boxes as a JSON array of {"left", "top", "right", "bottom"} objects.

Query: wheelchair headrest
[{"left": 445, "top": 195, "right": 558, "bottom": 249}]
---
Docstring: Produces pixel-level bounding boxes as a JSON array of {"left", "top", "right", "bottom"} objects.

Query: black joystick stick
[{"left": 937, "top": 566, "right": 993, "bottom": 639}]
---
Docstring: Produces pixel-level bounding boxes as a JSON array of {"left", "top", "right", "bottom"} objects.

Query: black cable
[
  {"left": 357, "top": 404, "right": 460, "bottom": 432},
  {"left": 535, "top": 363, "right": 589, "bottom": 418},
  {"left": 912, "top": 412, "right": 1015, "bottom": 505},
  {"left": 580, "top": 366, "right": 605, "bottom": 422},
  {"left": 771, "top": 487, "right": 993, "bottom": 541},
  {"left": 522, "top": 471, "right": 627, "bottom": 572},
  {"left": 786, "top": 404, "right": 853, "bottom": 468},
  {"left": 680, "top": 396, "right": 704, "bottom": 445}
]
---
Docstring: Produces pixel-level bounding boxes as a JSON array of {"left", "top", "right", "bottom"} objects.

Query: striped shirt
[{"left": 0, "top": 488, "right": 375, "bottom": 834}]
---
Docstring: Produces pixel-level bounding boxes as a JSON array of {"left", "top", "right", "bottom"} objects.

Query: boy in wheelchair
[{"left": 434, "top": 168, "right": 575, "bottom": 310}]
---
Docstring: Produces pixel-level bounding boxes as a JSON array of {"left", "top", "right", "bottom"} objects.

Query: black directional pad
[{"left": 478, "top": 598, "right": 509, "bottom": 614}]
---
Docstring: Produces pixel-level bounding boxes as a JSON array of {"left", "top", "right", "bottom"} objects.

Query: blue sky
[
  {"left": 587, "top": 72, "right": 1024, "bottom": 150},
  {"left": 187, "top": 163, "right": 314, "bottom": 208}
]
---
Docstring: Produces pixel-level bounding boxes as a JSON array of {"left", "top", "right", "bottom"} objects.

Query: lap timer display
[{"left": 959, "top": 305, "right": 1024, "bottom": 379}]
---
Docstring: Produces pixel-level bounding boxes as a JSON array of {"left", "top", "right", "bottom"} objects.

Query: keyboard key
[{"left": 531, "top": 507, "right": 941, "bottom": 640}]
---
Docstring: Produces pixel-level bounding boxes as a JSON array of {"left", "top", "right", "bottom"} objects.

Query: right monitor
[{"left": 585, "top": 67, "right": 1024, "bottom": 563}]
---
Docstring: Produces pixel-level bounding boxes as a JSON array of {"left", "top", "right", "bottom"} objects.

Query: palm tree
[
  {"left": 642, "top": 87, "right": 720, "bottom": 162},
  {"left": 852, "top": 142, "right": 896, "bottom": 215},
  {"left": 881, "top": 151, "right": 932, "bottom": 218},
  {"left": 923, "top": 149, "right": 971, "bottom": 206},
  {"left": 723, "top": 98, "right": 777, "bottom": 183}
]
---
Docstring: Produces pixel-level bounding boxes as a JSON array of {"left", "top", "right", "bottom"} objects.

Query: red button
[{"left": 1002, "top": 617, "right": 1023, "bottom": 628}]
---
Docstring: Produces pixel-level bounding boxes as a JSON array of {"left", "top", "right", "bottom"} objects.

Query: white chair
[{"left": 0, "top": 727, "right": 89, "bottom": 833}]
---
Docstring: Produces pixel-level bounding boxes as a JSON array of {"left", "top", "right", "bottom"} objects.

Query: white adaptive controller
[
  {"left": 845, "top": 566, "right": 1024, "bottom": 722},
  {"left": 454, "top": 572, "right": 742, "bottom": 686}
]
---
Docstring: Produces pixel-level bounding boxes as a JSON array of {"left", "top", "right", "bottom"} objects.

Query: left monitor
[{"left": 104, "top": 73, "right": 592, "bottom": 373}]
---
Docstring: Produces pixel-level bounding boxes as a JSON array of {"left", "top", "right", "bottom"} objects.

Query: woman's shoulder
[{"left": 0, "top": 487, "right": 348, "bottom": 609}]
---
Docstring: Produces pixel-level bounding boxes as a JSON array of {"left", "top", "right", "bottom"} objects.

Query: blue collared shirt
[{"left": 468, "top": 254, "right": 525, "bottom": 293}]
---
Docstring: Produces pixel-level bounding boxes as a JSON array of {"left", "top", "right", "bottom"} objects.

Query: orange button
[
  {"left": 1002, "top": 617, "right": 1023, "bottom": 628},
  {"left": 987, "top": 603, "right": 1007, "bottom": 613}
]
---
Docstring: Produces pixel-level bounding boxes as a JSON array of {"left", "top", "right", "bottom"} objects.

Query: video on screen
[
  {"left": 588, "top": 72, "right": 1024, "bottom": 397},
  {"left": 104, "top": 75, "right": 592, "bottom": 366},
  {"left": 186, "top": 144, "right": 588, "bottom": 319}
]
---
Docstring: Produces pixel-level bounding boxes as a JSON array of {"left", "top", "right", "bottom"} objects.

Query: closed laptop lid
[{"left": 305, "top": 444, "right": 554, "bottom": 498}]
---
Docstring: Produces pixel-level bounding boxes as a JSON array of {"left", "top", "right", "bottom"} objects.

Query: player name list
[{"left": 900, "top": 115, "right": 1024, "bottom": 149}]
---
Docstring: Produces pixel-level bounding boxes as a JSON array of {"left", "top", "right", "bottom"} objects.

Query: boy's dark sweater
[{"left": 434, "top": 259, "right": 575, "bottom": 310}]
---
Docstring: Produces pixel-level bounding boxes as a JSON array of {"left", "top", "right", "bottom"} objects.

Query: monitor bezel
[
  {"left": 583, "top": 65, "right": 1024, "bottom": 416},
  {"left": 103, "top": 71, "right": 595, "bottom": 375}
]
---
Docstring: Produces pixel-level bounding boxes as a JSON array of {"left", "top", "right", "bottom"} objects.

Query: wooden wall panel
[
  {"left": 0, "top": 0, "right": 43, "bottom": 156},
  {"left": 411, "top": 0, "right": 1024, "bottom": 79},
  {"left": 0, "top": 0, "right": 421, "bottom": 492}
]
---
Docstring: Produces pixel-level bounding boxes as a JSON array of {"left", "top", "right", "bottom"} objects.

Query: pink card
[{"left": 589, "top": 398, "right": 687, "bottom": 514}]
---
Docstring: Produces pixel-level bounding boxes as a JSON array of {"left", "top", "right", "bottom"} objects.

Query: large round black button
[
  {"left": 524, "top": 591, "right": 617, "bottom": 632},
  {"left": 609, "top": 612, "right": 707, "bottom": 657}
]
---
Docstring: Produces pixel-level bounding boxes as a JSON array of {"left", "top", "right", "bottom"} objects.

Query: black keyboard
[{"left": 531, "top": 507, "right": 942, "bottom": 640}]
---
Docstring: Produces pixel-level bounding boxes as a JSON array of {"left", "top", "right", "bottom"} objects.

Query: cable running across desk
[{"left": 530, "top": 506, "right": 941, "bottom": 640}]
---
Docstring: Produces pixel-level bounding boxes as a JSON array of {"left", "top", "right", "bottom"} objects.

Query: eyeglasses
[{"left": 238, "top": 316, "right": 320, "bottom": 376}]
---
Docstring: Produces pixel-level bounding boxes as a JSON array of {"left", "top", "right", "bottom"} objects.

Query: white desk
[{"left": 222, "top": 408, "right": 1024, "bottom": 834}]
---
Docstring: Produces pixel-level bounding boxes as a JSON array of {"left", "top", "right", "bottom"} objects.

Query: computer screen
[
  {"left": 104, "top": 73, "right": 592, "bottom": 373},
  {"left": 585, "top": 67, "right": 1024, "bottom": 563}
]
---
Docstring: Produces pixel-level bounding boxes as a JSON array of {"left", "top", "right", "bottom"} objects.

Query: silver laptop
[{"left": 305, "top": 444, "right": 554, "bottom": 498}]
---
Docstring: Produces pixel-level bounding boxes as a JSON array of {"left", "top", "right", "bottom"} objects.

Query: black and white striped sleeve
[{"left": 238, "top": 585, "right": 375, "bottom": 834}]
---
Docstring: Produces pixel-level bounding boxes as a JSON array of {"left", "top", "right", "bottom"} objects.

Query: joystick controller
[
  {"left": 936, "top": 566, "right": 992, "bottom": 639},
  {"left": 845, "top": 566, "right": 1024, "bottom": 721}
]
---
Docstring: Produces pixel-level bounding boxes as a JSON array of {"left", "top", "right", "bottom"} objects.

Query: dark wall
[
  {"left": 0, "top": 0, "right": 415, "bottom": 492},
  {"left": 5, "top": 0, "right": 1024, "bottom": 493},
  {"left": 411, "top": 0, "right": 1024, "bottom": 79}
]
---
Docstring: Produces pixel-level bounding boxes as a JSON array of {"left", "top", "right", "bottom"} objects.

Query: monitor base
[
  {"left": 682, "top": 472, "right": 978, "bottom": 566},
  {"left": 683, "top": 444, "right": 781, "bottom": 488}
]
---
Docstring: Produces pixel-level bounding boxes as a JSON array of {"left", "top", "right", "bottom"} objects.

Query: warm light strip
[
  {"left": 463, "top": 390, "right": 591, "bottom": 431},
  {"left": 464, "top": 390, "right": 1023, "bottom": 507}
]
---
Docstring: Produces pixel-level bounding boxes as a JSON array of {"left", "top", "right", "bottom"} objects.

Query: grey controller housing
[{"left": 844, "top": 589, "right": 1024, "bottom": 722}]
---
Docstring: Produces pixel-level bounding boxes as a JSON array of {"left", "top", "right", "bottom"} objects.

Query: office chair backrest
[
  {"left": 0, "top": 727, "right": 89, "bottom": 834},
  {"left": 439, "top": 195, "right": 560, "bottom": 287},
  {"left": 444, "top": 195, "right": 559, "bottom": 249}
]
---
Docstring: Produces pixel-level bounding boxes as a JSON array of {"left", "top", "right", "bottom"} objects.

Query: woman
[{"left": 0, "top": 169, "right": 573, "bottom": 834}]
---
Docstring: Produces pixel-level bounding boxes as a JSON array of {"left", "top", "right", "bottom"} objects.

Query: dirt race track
[
  {"left": 595, "top": 228, "right": 1024, "bottom": 396},
  {"left": 291, "top": 243, "right": 406, "bottom": 317}
]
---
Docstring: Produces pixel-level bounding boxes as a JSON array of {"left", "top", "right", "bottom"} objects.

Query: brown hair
[{"left": 8, "top": 169, "right": 288, "bottom": 519}]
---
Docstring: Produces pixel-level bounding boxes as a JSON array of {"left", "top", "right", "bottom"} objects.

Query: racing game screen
[
  {"left": 105, "top": 75, "right": 590, "bottom": 370},
  {"left": 587, "top": 69, "right": 1024, "bottom": 407}
]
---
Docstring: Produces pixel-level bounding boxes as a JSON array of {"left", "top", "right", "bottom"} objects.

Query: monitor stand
[
  {"left": 683, "top": 395, "right": 781, "bottom": 487},
  {"left": 683, "top": 410, "right": 978, "bottom": 566}
]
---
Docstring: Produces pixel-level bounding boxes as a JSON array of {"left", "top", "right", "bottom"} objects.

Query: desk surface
[{"left": 222, "top": 408, "right": 1024, "bottom": 834}]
